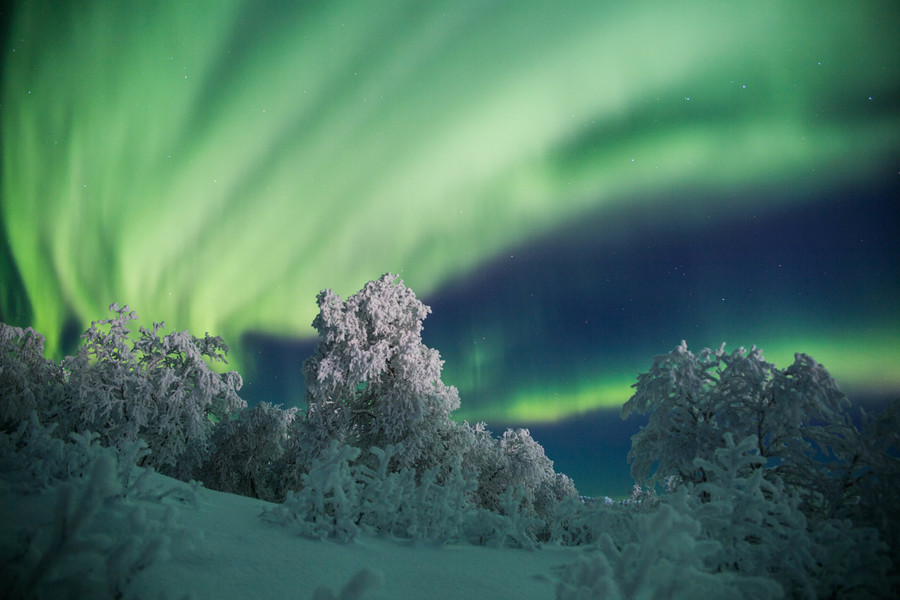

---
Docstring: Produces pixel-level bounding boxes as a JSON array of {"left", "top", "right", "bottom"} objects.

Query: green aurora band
[{"left": 3, "top": 0, "right": 899, "bottom": 422}]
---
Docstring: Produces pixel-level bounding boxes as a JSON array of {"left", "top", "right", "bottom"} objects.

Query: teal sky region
[{"left": 2, "top": 0, "right": 900, "bottom": 493}]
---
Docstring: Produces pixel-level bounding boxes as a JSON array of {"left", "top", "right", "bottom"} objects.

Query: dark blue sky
[{"left": 240, "top": 179, "right": 899, "bottom": 497}]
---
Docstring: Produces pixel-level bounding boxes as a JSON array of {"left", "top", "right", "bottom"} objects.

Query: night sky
[{"left": 2, "top": 0, "right": 899, "bottom": 496}]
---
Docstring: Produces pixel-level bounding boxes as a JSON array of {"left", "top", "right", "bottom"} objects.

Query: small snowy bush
[
  {"left": 200, "top": 401, "right": 299, "bottom": 502},
  {"left": 0, "top": 451, "right": 186, "bottom": 600},
  {"left": 262, "top": 433, "right": 559, "bottom": 548},
  {"left": 0, "top": 411, "right": 98, "bottom": 493},
  {"left": 675, "top": 433, "right": 891, "bottom": 599},
  {"left": 545, "top": 495, "right": 640, "bottom": 547},
  {"left": 355, "top": 443, "right": 475, "bottom": 544},
  {"left": 678, "top": 434, "right": 817, "bottom": 597},
  {"left": 263, "top": 439, "right": 363, "bottom": 543},
  {"left": 1, "top": 408, "right": 197, "bottom": 501},
  {"left": 555, "top": 501, "right": 783, "bottom": 600},
  {"left": 59, "top": 304, "right": 246, "bottom": 479},
  {"left": 0, "top": 323, "right": 65, "bottom": 430},
  {"left": 463, "top": 485, "right": 546, "bottom": 549}
]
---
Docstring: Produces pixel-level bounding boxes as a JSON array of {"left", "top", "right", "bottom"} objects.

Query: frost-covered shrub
[
  {"left": 301, "top": 274, "right": 461, "bottom": 476},
  {"left": 622, "top": 341, "right": 849, "bottom": 493},
  {"left": 1, "top": 409, "right": 197, "bottom": 505},
  {"left": 845, "top": 399, "right": 900, "bottom": 578},
  {"left": 546, "top": 494, "right": 648, "bottom": 547},
  {"left": 355, "top": 443, "right": 476, "bottom": 545},
  {"left": 807, "top": 516, "right": 893, "bottom": 599},
  {"left": 462, "top": 485, "right": 545, "bottom": 549},
  {"left": 59, "top": 304, "right": 245, "bottom": 479},
  {"left": 393, "top": 466, "right": 473, "bottom": 544},
  {"left": 671, "top": 433, "right": 891, "bottom": 599},
  {"left": 680, "top": 434, "right": 817, "bottom": 597},
  {"left": 460, "top": 421, "right": 503, "bottom": 504},
  {"left": 200, "top": 401, "right": 299, "bottom": 502},
  {"left": 465, "top": 425, "right": 577, "bottom": 535},
  {"left": 0, "top": 323, "right": 64, "bottom": 430},
  {"left": 262, "top": 439, "right": 363, "bottom": 543},
  {"left": 555, "top": 502, "right": 783, "bottom": 600},
  {"left": 266, "top": 439, "right": 471, "bottom": 546},
  {"left": 262, "top": 435, "right": 557, "bottom": 548},
  {"left": 788, "top": 394, "right": 900, "bottom": 590},
  {"left": 0, "top": 411, "right": 98, "bottom": 493},
  {"left": 352, "top": 445, "right": 412, "bottom": 536},
  {"left": 0, "top": 452, "right": 185, "bottom": 600},
  {"left": 1, "top": 409, "right": 143, "bottom": 499}
]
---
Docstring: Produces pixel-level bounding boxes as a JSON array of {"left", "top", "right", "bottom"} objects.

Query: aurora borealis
[{"left": 2, "top": 1, "right": 899, "bottom": 494}]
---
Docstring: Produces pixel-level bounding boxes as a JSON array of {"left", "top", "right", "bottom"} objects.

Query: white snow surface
[{"left": 1, "top": 469, "right": 585, "bottom": 599}]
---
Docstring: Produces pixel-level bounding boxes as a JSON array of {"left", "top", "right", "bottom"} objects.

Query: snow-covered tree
[
  {"left": 465, "top": 425, "right": 576, "bottom": 529},
  {"left": 622, "top": 341, "right": 849, "bottom": 493},
  {"left": 0, "top": 323, "right": 65, "bottom": 430},
  {"left": 622, "top": 341, "right": 899, "bottom": 595},
  {"left": 200, "top": 401, "right": 299, "bottom": 502},
  {"left": 59, "top": 304, "right": 245, "bottom": 479},
  {"left": 293, "top": 274, "right": 578, "bottom": 544},
  {"left": 301, "top": 274, "right": 462, "bottom": 475}
]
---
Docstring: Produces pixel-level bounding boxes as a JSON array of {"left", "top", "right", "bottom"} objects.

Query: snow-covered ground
[{"left": 1, "top": 468, "right": 586, "bottom": 599}]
